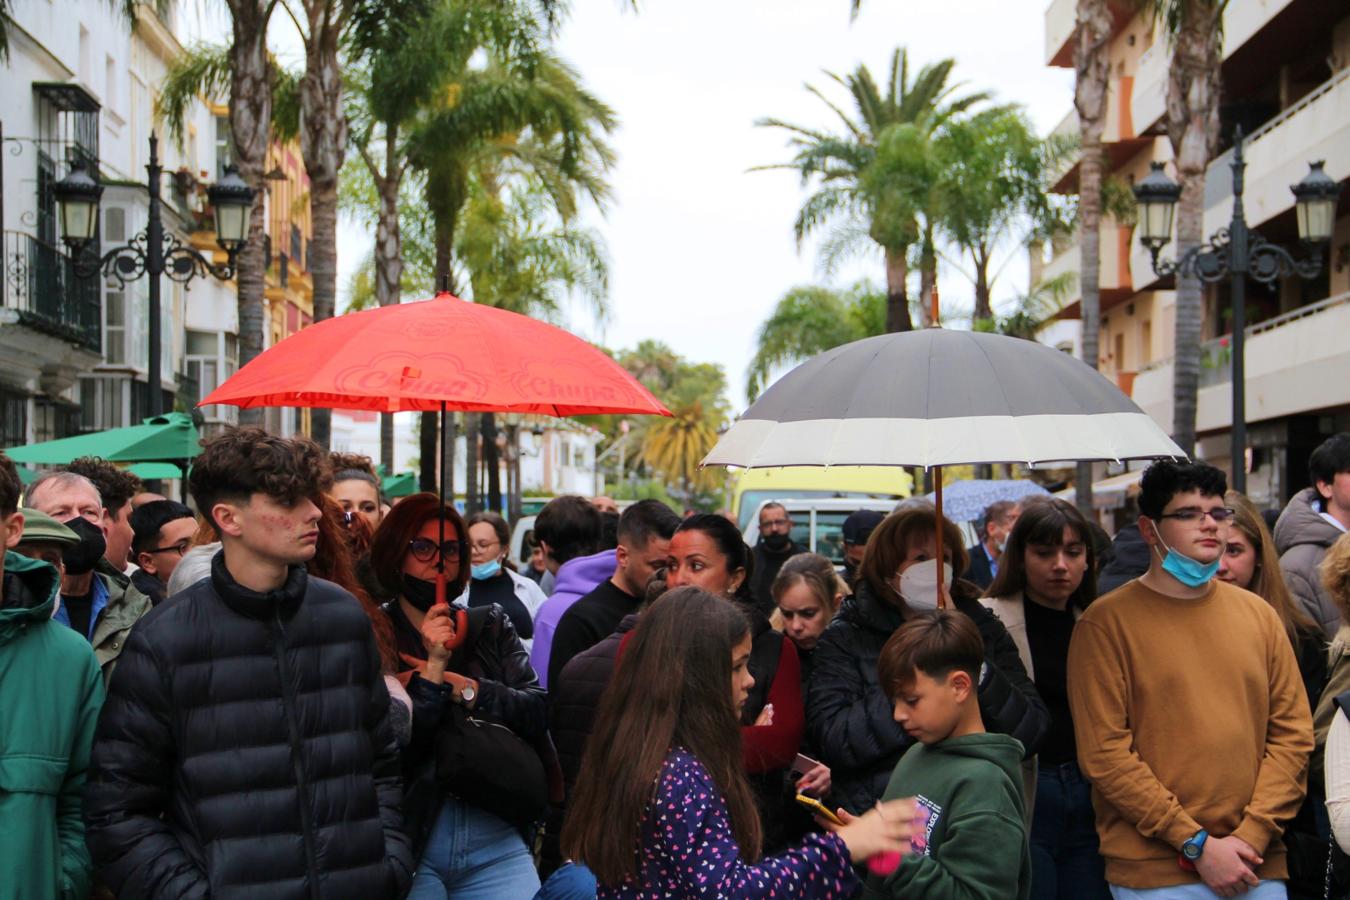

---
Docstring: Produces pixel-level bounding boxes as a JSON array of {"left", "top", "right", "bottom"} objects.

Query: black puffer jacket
[
  {"left": 389, "top": 599, "right": 548, "bottom": 854},
  {"left": 1097, "top": 524, "right": 1151, "bottom": 596},
  {"left": 84, "top": 552, "right": 413, "bottom": 900},
  {"left": 806, "top": 580, "right": 1049, "bottom": 814}
]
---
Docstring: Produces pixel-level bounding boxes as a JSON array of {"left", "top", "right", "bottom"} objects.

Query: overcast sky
[{"left": 322, "top": 0, "right": 1076, "bottom": 409}]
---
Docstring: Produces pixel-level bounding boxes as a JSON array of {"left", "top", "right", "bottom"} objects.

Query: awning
[
  {"left": 4, "top": 412, "right": 200, "bottom": 466},
  {"left": 382, "top": 471, "right": 418, "bottom": 499},
  {"left": 1055, "top": 468, "right": 1145, "bottom": 511}
]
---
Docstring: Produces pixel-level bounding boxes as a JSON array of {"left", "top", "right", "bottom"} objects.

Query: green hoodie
[
  {"left": 865, "top": 732, "right": 1030, "bottom": 900},
  {"left": 0, "top": 550, "right": 105, "bottom": 900}
]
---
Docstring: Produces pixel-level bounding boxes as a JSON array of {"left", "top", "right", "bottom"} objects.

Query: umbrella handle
[{"left": 934, "top": 466, "right": 945, "bottom": 609}]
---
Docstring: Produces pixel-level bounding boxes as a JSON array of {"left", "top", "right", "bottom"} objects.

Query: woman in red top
[{"left": 664, "top": 513, "right": 813, "bottom": 849}]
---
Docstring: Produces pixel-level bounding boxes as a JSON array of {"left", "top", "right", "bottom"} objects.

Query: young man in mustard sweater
[{"left": 1067, "top": 461, "right": 1313, "bottom": 899}]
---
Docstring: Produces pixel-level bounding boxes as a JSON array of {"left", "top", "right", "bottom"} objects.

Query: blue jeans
[
  {"left": 1030, "top": 761, "right": 1111, "bottom": 900},
  {"left": 1110, "top": 882, "right": 1287, "bottom": 899},
  {"left": 533, "top": 862, "right": 597, "bottom": 899},
  {"left": 408, "top": 796, "right": 541, "bottom": 900}
]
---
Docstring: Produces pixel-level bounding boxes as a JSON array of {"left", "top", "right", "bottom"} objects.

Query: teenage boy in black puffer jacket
[{"left": 84, "top": 428, "right": 413, "bottom": 899}]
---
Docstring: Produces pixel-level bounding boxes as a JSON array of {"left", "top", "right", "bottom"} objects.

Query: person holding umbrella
[
  {"left": 807, "top": 506, "right": 1048, "bottom": 816},
  {"left": 367, "top": 493, "right": 547, "bottom": 898}
]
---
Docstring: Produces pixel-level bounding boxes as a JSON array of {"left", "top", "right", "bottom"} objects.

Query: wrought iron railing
[{"left": 2, "top": 230, "right": 101, "bottom": 352}]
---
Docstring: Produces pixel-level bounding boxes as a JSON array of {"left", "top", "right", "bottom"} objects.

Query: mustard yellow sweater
[{"left": 1066, "top": 577, "right": 1313, "bottom": 889}]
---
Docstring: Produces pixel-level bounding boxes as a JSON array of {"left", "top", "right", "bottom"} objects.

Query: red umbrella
[
  {"left": 202, "top": 291, "right": 670, "bottom": 614},
  {"left": 201, "top": 292, "right": 670, "bottom": 417}
]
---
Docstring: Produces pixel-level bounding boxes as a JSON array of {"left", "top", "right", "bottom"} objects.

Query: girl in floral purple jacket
[{"left": 562, "top": 587, "right": 913, "bottom": 898}]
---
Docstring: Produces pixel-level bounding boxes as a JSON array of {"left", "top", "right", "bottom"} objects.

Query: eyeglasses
[
  {"left": 1159, "top": 507, "right": 1237, "bottom": 524},
  {"left": 470, "top": 540, "right": 501, "bottom": 554},
  {"left": 146, "top": 540, "right": 191, "bottom": 557},
  {"left": 408, "top": 537, "right": 461, "bottom": 562}
]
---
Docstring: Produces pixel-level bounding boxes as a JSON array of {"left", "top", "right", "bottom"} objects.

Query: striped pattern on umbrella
[{"left": 705, "top": 330, "right": 1185, "bottom": 469}]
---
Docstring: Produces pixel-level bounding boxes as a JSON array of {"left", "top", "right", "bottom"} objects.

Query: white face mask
[{"left": 891, "top": 558, "right": 954, "bottom": 611}]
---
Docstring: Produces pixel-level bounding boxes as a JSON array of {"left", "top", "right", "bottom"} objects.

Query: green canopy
[
  {"left": 4, "top": 412, "right": 200, "bottom": 466},
  {"left": 382, "top": 471, "right": 417, "bottom": 498},
  {"left": 128, "top": 462, "right": 188, "bottom": 480}
]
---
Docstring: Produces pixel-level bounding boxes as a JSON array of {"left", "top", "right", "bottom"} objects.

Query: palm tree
[
  {"left": 745, "top": 282, "right": 884, "bottom": 402},
  {"left": 642, "top": 400, "right": 723, "bottom": 505},
  {"left": 1073, "top": 0, "right": 1114, "bottom": 513},
  {"left": 1151, "top": 0, "right": 1225, "bottom": 456},
  {"left": 757, "top": 49, "right": 988, "bottom": 333}
]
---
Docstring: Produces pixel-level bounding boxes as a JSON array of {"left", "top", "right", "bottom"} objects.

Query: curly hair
[
  {"left": 1137, "top": 460, "right": 1227, "bottom": 520},
  {"left": 65, "top": 456, "right": 143, "bottom": 513},
  {"left": 330, "top": 451, "right": 378, "bottom": 478},
  {"left": 189, "top": 428, "right": 331, "bottom": 534},
  {"left": 1322, "top": 533, "right": 1350, "bottom": 621}
]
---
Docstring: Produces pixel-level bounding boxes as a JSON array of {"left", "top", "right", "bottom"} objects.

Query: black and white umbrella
[
  {"left": 704, "top": 328, "right": 1184, "bottom": 602},
  {"left": 706, "top": 329, "right": 1183, "bottom": 469}
]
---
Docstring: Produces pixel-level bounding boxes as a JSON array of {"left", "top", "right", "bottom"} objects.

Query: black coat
[
  {"left": 84, "top": 553, "right": 413, "bottom": 900},
  {"left": 1097, "top": 524, "right": 1151, "bottom": 596},
  {"left": 390, "top": 599, "right": 548, "bottom": 855},
  {"left": 806, "top": 580, "right": 1049, "bottom": 815},
  {"left": 962, "top": 543, "right": 995, "bottom": 591},
  {"left": 749, "top": 539, "right": 807, "bottom": 615}
]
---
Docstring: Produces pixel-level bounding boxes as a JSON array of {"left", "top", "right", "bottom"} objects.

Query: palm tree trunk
[
  {"left": 464, "top": 413, "right": 480, "bottom": 513},
  {"left": 299, "top": 1, "right": 347, "bottom": 450},
  {"left": 918, "top": 227, "right": 936, "bottom": 327},
  {"left": 1166, "top": 1, "right": 1222, "bottom": 457},
  {"left": 226, "top": 0, "right": 274, "bottom": 427},
  {"left": 973, "top": 245, "right": 994, "bottom": 323},
  {"left": 884, "top": 246, "right": 914, "bottom": 333},
  {"left": 1074, "top": 0, "right": 1111, "bottom": 515},
  {"left": 371, "top": 129, "right": 404, "bottom": 474}
]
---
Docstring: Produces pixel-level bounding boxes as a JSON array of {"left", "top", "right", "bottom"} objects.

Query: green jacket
[
  {"left": 866, "top": 732, "right": 1031, "bottom": 900},
  {"left": 89, "top": 559, "right": 153, "bottom": 682},
  {"left": 0, "top": 551, "right": 105, "bottom": 900}
]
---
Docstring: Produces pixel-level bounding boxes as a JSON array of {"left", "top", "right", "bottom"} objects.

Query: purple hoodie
[{"left": 529, "top": 549, "right": 617, "bottom": 689}]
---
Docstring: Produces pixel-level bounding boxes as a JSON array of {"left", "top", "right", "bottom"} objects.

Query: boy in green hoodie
[{"left": 864, "top": 608, "right": 1031, "bottom": 900}]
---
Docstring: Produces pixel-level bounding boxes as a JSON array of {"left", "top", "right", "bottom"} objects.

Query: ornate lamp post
[
  {"left": 51, "top": 133, "right": 255, "bottom": 417},
  {"left": 1134, "top": 127, "right": 1342, "bottom": 494}
]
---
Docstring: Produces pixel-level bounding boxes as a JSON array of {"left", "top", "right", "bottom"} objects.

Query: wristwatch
[
  {"left": 1181, "top": 829, "right": 1208, "bottom": 861},
  {"left": 457, "top": 682, "right": 477, "bottom": 705}
]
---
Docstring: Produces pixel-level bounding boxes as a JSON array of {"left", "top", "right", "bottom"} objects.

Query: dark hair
[
  {"left": 758, "top": 501, "right": 787, "bottom": 519},
  {"left": 0, "top": 452, "right": 20, "bottom": 516},
  {"left": 311, "top": 494, "right": 397, "bottom": 672},
  {"left": 1310, "top": 433, "right": 1350, "bottom": 503},
  {"left": 860, "top": 509, "right": 969, "bottom": 606},
  {"left": 535, "top": 495, "right": 603, "bottom": 565},
  {"left": 878, "top": 609, "right": 985, "bottom": 698},
  {"left": 466, "top": 511, "right": 511, "bottom": 547},
  {"left": 330, "top": 451, "right": 384, "bottom": 498},
  {"left": 985, "top": 498, "right": 1097, "bottom": 609},
  {"left": 676, "top": 513, "right": 755, "bottom": 604},
  {"left": 618, "top": 499, "right": 680, "bottom": 549},
  {"left": 189, "top": 428, "right": 331, "bottom": 535},
  {"left": 562, "top": 587, "right": 758, "bottom": 882},
  {"left": 65, "top": 455, "right": 143, "bottom": 515},
  {"left": 980, "top": 500, "right": 1020, "bottom": 537},
  {"left": 129, "top": 500, "right": 195, "bottom": 555},
  {"left": 367, "top": 492, "right": 469, "bottom": 599},
  {"left": 599, "top": 510, "right": 620, "bottom": 551},
  {"left": 1137, "top": 460, "right": 1228, "bottom": 520}
]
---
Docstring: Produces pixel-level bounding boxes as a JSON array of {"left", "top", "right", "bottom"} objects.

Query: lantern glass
[
  {"left": 1141, "top": 198, "right": 1175, "bottom": 246},
  {"left": 214, "top": 200, "right": 249, "bottom": 248},
  {"left": 1296, "top": 196, "right": 1336, "bottom": 243},
  {"left": 60, "top": 196, "right": 99, "bottom": 244}
]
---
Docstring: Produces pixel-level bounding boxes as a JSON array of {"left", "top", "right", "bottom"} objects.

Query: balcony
[
  {"left": 1204, "top": 68, "right": 1350, "bottom": 235},
  {"left": 1131, "top": 290, "right": 1350, "bottom": 433},
  {"left": 1132, "top": 0, "right": 1309, "bottom": 135},
  {"left": 1044, "top": 0, "right": 1136, "bottom": 67},
  {"left": 1, "top": 231, "right": 101, "bottom": 352},
  {"left": 1039, "top": 221, "right": 1134, "bottom": 308},
  {"left": 1047, "top": 77, "right": 1144, "bottom": 194}
]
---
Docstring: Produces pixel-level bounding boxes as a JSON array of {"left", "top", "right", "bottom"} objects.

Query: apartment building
[{"left": 1040, "top": 0, "right": 1350, "bottom": 508}]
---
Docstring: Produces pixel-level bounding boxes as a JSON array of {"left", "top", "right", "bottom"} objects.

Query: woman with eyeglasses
[
  {"left": 464, "top": 512, "right": 547, "bottom": 651},
  {"left": 368, "top": 493, "right": 547, "bottom": 898}
]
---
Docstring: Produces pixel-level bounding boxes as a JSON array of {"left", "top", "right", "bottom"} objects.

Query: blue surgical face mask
[
  {"left": 471, "top": 559, "right": 502, "bottom": 581},
  {"left": 1150, "top": 520, "right": 1220, "bottom": 588}
]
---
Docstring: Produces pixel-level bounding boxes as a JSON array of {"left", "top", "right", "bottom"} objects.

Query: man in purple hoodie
[{"left": 529, "top": 496, "right": 610, "bottom": 689}]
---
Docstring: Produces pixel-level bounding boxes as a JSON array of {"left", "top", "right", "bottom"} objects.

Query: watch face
[{"left": 1182, "top": 843, "right": 1200, "bottom": 860}]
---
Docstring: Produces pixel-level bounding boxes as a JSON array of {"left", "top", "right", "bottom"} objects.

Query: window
[
  {"left": 105, "top": 55, "right": 117, "bottom": 114},
  {"left": 103, "top": 207, "right": 127, "bottom": 365},
  {"left": 1141, "top": 320, "right": 1153, "bottom": 364},
  {"left": 34, "top": 399, "right": 80, "bottom": 443},
  {"left": 1115, "top": 333, "right": 1127, "bottom": 371},
  {"left": 215, "top": 116, "right": 233, "bottom": 178},
  {"left": 78, "top": 27, "right": 91, "bottom": 84},
  {"left": 0, "top": 388, "right": 27, "bottom": 448}
]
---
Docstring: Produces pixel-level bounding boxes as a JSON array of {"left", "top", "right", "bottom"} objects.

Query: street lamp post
[
  {"left": 1134, "top": 126, "right": 1342, "bottom": 494},
  {"left": 51, "top": 133, "right": 255, "bottom": 417}
]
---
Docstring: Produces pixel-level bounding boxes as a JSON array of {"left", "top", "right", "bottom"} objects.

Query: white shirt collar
[{"left": 1321, "top": 512, "right": 1348, "bottom": 534}]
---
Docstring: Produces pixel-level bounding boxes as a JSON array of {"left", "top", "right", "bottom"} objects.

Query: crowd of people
[{"left": 3, "top": 427, "right": 1350, "bottom": 900}]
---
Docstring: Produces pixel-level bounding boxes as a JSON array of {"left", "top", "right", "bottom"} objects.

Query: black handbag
[{"left": 434, "top": 606, "right": 549, "bottom": 827}]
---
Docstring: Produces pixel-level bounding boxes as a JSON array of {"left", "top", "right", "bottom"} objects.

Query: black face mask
[
  {"left": 61, "top": 517, "right": 107, "bottom": 576},
  {"left": 763, "top": 531, "right": 791, "bottom": 552},
  {"left": 400, "top": 573, "right": 440, "bottom": 612}
]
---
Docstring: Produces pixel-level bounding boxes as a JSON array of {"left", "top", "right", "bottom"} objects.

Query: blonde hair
[
  {"left": 1226, "top": 491, "right": 1316, "bottom": 642},
  {"left": 1322, "top": 533, "right": 1350, "bottom": 621},
  {"left": 768, "top": 552, "right": 846, "bottom": 630}
]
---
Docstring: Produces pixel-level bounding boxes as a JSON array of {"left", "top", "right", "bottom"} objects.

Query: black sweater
[{"left": 547, "top": 578, "right": 637, "bottom": 690}]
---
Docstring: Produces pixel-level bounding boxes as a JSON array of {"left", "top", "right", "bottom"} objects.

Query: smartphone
[
  {"left": 790, "top": 752, "right": 822, "bottom": 782},
  {"left": 795, "top": 793, "right": 843, "bottom": 827}
]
